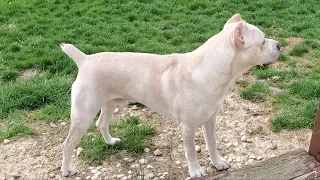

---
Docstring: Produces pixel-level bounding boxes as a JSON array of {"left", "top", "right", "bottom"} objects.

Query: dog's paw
[
  {"left": 61, "top": 167, "right": 76, "bottom": 177},
  {"left": 188, "top": 163, "right": 206, "bottom": 178},
  {"left": 106, "top": 137, "right": 121, "bottom": 145},
  {"left": 212, "top": 156, "right": 229, "bottom": 170}
]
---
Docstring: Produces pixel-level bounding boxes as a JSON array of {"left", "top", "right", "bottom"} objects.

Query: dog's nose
[{"left": 276, "top": 42, "right": 281, "bottom": 51}]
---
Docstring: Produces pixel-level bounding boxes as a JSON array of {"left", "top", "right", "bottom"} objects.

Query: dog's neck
[{"left": 190, "top": 31, "right": 252, "bottom": 95}]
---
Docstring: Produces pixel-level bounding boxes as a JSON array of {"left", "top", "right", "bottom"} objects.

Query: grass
[
  {"left": 78, "top": 116, "right": 155, "bottom": 163},
  {"left": 278, "top": 53, "right": 289, "bottom": 62},
  {"left": 271, "top": 97, "right": 317, "bottom": 132},
  {"left": 266, "top": 72, "right": 320, "bottom": 131},
  {"left": 1, "top": 69, "right": 19, "bottom": 82},
  {"left": 253, "top": 66, "right": 298, "bottom": 79},
  {"left": 235, "top": 79, "right": 250, "bottom": 88},
  {"left": 240, "top": 82, "right": 270, "bottom": 102},
  {"left": 289, "top": 41, "right": 309, "bottom": 56},
  {"left": 0, "top": 1, "right": 319, "bottom": 141},
  {"left": 0, "top": 110, "right": 35, "bottom": 141},
  {"left": 0, "top": 75, "right": 71, "bottom": 120},
  {"left": 289, "top": 80, "right": 320, "bottom": 99}
]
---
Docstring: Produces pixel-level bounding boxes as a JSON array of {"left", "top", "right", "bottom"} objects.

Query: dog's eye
[{"left": 262, "top": 40, "right": 266, "bottom": 45}]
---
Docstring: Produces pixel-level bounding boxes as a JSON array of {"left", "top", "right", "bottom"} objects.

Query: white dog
[{"left": 60, "top": 14, "right": 280, "bottom": 178}]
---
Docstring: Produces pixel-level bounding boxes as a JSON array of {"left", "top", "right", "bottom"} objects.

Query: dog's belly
[{"left": 136, "top": 100, "right": 179, "bottom": 122}]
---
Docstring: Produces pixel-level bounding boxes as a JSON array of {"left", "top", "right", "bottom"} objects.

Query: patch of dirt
[
  {"left": 8, "top": 24, "right": 17, "bottom": 29},
  {"left": 292, "top": 49, "right": 317, "bottom": 68},
  {"left": 270, "top": 61, "right": 292, "bottom": 70},
  {"left": 282, "top": 37, "right": 303, "bottom": 53},
  {"left": 276, "top": 37, "right": 315, "bottom": 71},
  {"left": 19, "top": 69, "right": 39, "bottom": 80},
  {"left": 0, "top": 85, "right": 312, "bottom": 180}
]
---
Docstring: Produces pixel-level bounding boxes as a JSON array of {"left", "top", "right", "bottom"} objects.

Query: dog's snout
[{"left": 276, "top": 42, "right": 281, "bottom": 51}]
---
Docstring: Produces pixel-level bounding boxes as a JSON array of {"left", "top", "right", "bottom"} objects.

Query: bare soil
[
  {"left": 282, "top": 37, "right": 303, "bottom": 53},
  {"left": 19, "top": 69, "right": 39, "bottom": 80}
]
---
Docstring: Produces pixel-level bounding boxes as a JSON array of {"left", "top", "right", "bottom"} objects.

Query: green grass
[
  {"left": 0, "top": 0, "right": 320, "bottom": 139},
  {"left": 307, "top": 63, "right": 320, "bottom": 79},
  {"left": 316, "top": 49, "right": 320, "bottom": 58},
  {"left": 278, "top": 53, "right": 289, "bottom": 62},
  {"left": 289, "top": 42, "right": 309, "bottom": 56},
  {"left": 236, "top": 79, "right": 250, "bottom": 88},
  {"left": 240, "top": 83, "right": 270, "bottom": 102},
  {"left": 289, "top": 40, "right": 319, "bottom": 56},
  {"left": 78, "top": 116, "right": 155, "bottom": 163},
  {"left": 289, "top": 80, "right": 320, "bottom": 100},
  {"left": 1, "top": 69, "right": 19, "bottom": 82},
  {"left": 268, "top": 77, "right": 320, "bottom": 131},
  {"left": 0, "top": 110, "right": 35, "bottom": 141},
  {"left": 271, "top": 98, "right": 317, "bottom": 132},
  {"left": 253, "top": 66, "right": 298, "bottom": 80},
  {"left": 287, "top": 60, "right": 298, "bottom": 67},
  {"left": 278, "top": 38, "right": 288, "bottom": 47},
  {"left": 0, "top": 75, "right": 71, "bottom": 121}
]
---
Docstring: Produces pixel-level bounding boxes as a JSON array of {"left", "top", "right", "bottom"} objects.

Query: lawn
[{"left": 0, "top": 0, "right": 320, "bottom": 158}]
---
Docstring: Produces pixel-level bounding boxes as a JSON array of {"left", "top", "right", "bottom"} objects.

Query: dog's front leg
[
  {"left": 202, "top": 114, "right": 229, "bottom": 171},
  {"left": 180, "top": 124, "right": 206, "bottom": 177}
]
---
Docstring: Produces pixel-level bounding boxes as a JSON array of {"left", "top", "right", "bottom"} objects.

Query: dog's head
[{"left": 223, "top": 14, "right": 280, "bottom": 66}]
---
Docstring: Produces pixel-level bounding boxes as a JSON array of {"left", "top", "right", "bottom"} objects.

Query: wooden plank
[
  {"left": 292, "top": 166, "right": 320, "bottom": 180},
  {"left": 193, "top": 149, "right": 320, "bottom": 180},
  {"left": 309, "top": 99, "right": 320, "bottom": 162}
]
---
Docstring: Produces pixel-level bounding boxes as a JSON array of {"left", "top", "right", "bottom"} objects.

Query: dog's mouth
[
  {"left": 262, "top": 62, "right": 273, "bottom": 66},
  {"left": 257, "top": 62, "right": 273, "bottom": 68}
]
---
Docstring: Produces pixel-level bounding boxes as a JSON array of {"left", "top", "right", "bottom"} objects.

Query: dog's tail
[{"left": 60, "top": 43, "right": 87, "bottom": 67}]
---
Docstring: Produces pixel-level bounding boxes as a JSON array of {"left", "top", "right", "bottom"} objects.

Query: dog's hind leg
[
  {"left": 96, "top": 102, "right": 121, "bottom": 145},
  {"left": 61, "top": 88, "right": 103, "bottom": 177}
]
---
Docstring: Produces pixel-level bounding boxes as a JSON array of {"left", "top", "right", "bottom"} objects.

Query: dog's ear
[
  {"left": 225, "top": 14, "right": 243, "bottom": 26},
  {"left": 234, "top": 21, "right": 246, "bottom": 48}
]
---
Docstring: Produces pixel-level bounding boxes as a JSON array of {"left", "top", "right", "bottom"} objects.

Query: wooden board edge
[
  {"left": 192, "top": 149, "right": 310, "bottom": 180},
  {"left": 292, "top": 166, "right": 320, "bottom": 180},
  {"left": 309, "top": 98, "right": 320, "bottom": 162}
]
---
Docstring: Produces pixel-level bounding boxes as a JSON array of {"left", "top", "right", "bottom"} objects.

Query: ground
[{"left": 0, "top": 84, "right": 311, "bottom": 180}]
